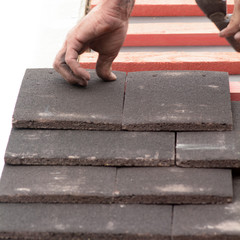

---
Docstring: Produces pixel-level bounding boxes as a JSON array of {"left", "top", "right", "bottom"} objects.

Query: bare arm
[{"left": 53, "top": 0, "right": 135, "bottom": 86}]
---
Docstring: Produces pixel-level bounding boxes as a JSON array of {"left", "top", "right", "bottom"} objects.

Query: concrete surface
[
  {"left": 0, "top": 166, "right": 232, "bottom": 204},
  {"left": 1, "top": 0, "right": 240, "bottom": 176},
  {"left": 12, "top": 69, "right": 125, "bottom": 130},
  {"left": 13, "top": 68, "right": 233, "bottom": 131},
  {"left": 176, "top": 102, "right": 240, "bottom": 168},
  {"left": 122, "top": 71, "right": 233, "bottom": 131},
  {"left": 5, "top": 129, "right": 175, "bottom": 166},
  {"left": 0, "top": 165, "right": 116, "bottom": 203},
  {"left": 0, "top": 204, "right": 172, "bottom": 239},
  {"left": 114, "top": 167, "right": 233, "bottom": 204},
  {"left": 172, "top": 177, "right": 240, "bottom": 240}
]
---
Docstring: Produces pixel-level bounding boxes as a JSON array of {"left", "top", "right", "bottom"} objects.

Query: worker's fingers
[
  {"left": 65, "top": 40, "right": 90, "bottom": 83},
  {"left": 219, "top": 23, "right": 240, "bottom": 38},
  {"left": 53, "top": 45, "right": 88, "bottom": 86},
  {"left": 96, "top": 54, "right": 117, "bottom": 81},
  {"left": 59, "top": 62, "right": 88, "bottom": 86},
  {"left": 234, "top": 31, "right": 240, "bottom": 41}
]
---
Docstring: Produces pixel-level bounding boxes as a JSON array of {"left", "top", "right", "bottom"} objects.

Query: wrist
[{"left": 98, "top": 0, "right": 135, "bottom": 21}]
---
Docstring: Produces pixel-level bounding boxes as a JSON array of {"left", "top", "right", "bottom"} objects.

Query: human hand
[
  {"left": 53, "top": 3, "right": 129, "bottom": 86},
  {"left": 219, "top": 0, "right": 240, "bottom": 42}
]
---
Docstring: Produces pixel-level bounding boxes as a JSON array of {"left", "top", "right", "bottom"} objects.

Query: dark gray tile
[
  {"left": 12, "top": 69, "right": 126, "bottom": 130},
  {"left": 172, "top": 178, "right": 240, "bottom": 240},
  {"left": 0, "top": 166, "right": 232, "bottom": 204},
  {"left": 5, "top": 129, "right": 175, "bottom": 166},
  {"left": 0, "top": 204, "right": 172, "bottom": 240},
  {"left": 115, "top": 167, "right": 233, "bottom": 204},
  {"left": 0, "top": 165, "right": 116, "bottom": 203},
  {"left": 122, "top": 71, "right": 233, "bottom": 131},
  {"left": 176, "top": 102, "right": 240, "bottom": 168}
]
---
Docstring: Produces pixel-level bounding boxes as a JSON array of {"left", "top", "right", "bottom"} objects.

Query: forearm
[
  {"left": 98, "top": 0, "right": 135, "bottom": 21},
  {"left": 234, "top": 0, "right": 240, "bottom": 8},
  {"left": 233, "top": 0, "right": 240, "bottom": 15}
]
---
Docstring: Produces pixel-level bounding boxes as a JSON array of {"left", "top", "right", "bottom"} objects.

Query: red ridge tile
[
  {"left": 125, "top": 23, "right": 228, "bottom": 46},
  {"left": 91, "top": 0, "right": 234, "bottom": 17}
]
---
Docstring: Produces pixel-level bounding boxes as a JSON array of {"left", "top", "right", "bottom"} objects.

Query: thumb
[
  {"left": 96, "top": 53, "right": 118, "bottom": 81},
  {"left": 234, "top": 30, "right": 240, "bottom": 41},
  {"left": 219, "top": 24, "right": 240, "bottom": 38}
]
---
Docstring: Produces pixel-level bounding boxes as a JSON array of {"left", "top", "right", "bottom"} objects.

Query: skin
[
  {"left": 54, "top": 0, "right": 240, "bottom": 86},
  {"left": 219, "top": 0, "right": 240, "bottom": 41},
  {"left": 53, "top": 0, "right": 135, "bottom": 86}
]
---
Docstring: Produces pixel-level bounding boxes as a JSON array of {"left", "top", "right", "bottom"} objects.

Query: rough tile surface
[
  {"left": 12, "top": 68, "right": 126, "bottom": 130},
  {"left": 177, "top": 102, "right": 240, "bottom": 168},
  {"left": 0, "top": 165, "right": 116, "bottom": 203},
  {"left": 0, "top": 204, "right": 172, "bottom": 240},
  {"left": 114, "top": 167, "right": 233, "bottom": 204},
  {"left": 5, "top": 129, "right": 175, "bottom": 166},
  {"left": 172, "top": 177, "right": 240, "bottom": 240},
  {"left": 0, "top": 166, "right": 232, "bottom": 204},
  {"left": 122, "top": 71, "right": 233, "bottom": 131}
]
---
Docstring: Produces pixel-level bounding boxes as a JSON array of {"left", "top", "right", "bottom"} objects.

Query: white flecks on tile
[
  {"left": 55, "top": 224, "right": 70, "bottom": 231},
  {"left": 68, "top": 156, "right": 80, "bottom": 159},
  {"left": 169, "top": 168, "right": 184, "bottom": 173},
  {"left": 153, "top": 151, "right": 160, "bottom": 159},
  {"left": 106, "top": 221, "right": 115, "bottom": 231},
  {"left": 196, "top": 221, "right": 240, "bottom": 233},
  {"left": 87, "top": 156, "right": 97, "bottom": 161},
  {"left": 208, "top": 85, "right": 220, "bottom": 89},
  {"left": 54, "top": 176, "right": 66, "bottom": 181},
  {"left": 176, "top": 144, "right": 227, "bottom": 151},
  {"left": 224, "top": 202, "right": 240, "bottom": 214},
  {"left": 155, "top": 184, "right": 193, "bottom": 193},
  {"left": 15, "top": 188, "right": 31, "bottom": 192},
  {"left": 114, "top": 191, "right": 120, "bottom": 196}
]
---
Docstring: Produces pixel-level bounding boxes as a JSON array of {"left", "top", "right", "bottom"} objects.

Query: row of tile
[
  {"left": 12, "top": 69, "right": 233, "bottom": 131},
  {"left": 0, "top": 165, "right": 232, "bottom": 204},
  {"left": 0, "top": 176, "right": 238, "bottom": 239},
  {"left": 6, "top": 102, "right": 240, "bottom": 168}
]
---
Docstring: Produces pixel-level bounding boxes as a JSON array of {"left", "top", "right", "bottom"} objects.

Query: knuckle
[
  {"left": 96, "top": 69, "right": 108, "bottom": 80},
  {"left": 53, "top": 60, "right": 60, "bottom": 71},
  {"left": 65, "top": 57, "right": 72, "bottom": 66}
]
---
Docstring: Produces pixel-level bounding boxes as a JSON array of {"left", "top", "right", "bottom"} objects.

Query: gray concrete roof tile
[
  {"left": 115, "top": 167, "right": 233, "bottom": 204},
  {"left": 176, "top": 101, "right": 240, "bottom": 168},
  {"left": 5, "top": 129, "right": 175, "bottom": 166},
  {"left": 12, "top": 69, "right": 126, "bottom": 130},
  {"left": 0, "top": 204, "right": 172, "bottom": 239},
  {"left": 0, "top": 165, "right": 233, "bottom": 204},
  {"left": 12, "top": 69, "right": 233, "bottom": 132},
  {"left": 122, "top": 71, "right": 233, "bottom": 131},
  {"left": 0, "top": 165, "right": 116, "bottom": 203},
  {"left": 172, "top": 177, "right": 240, "bottom": 240}
]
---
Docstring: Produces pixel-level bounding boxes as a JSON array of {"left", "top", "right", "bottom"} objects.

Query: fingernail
[
  {"left": 78, "top": 79, "right": 88, "bottom": 87},
  {"left": 78, "top": 83, "right": 88, "bottom": 87},
  {"left": 109, "top": 72, "right": 117, "bottom": 81}
]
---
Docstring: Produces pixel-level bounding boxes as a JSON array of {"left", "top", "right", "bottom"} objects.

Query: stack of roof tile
[{"left": 1, "top": 1, "right": 240, "bottom": 239}]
